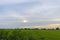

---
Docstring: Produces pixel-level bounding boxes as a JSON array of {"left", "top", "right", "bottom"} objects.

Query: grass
[{"left": 0, "top": 29, "right": 60, "bottom": 40}]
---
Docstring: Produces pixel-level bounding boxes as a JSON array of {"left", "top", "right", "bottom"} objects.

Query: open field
[{"left": 0, "top": 29, "right": 60, "bottom": 40}]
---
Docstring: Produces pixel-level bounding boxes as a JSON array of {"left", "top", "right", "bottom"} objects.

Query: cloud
[
  {"left": 0, "top": 0, "right": 60, "bottom": 20},
  {"left": 0, "top": 0, "right": 60, "bottom": 28},
  {"left": 0, "top": 0, "right": 38, "bottom": 5}
]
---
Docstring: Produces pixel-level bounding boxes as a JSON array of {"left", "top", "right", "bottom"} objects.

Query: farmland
[{"left": 0, "top": 29, "right": 60, "bottom": 40}]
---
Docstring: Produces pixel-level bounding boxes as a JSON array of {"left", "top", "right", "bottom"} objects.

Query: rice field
[{"left": 0, "top": 29, "right": 60, "bottom": 40}]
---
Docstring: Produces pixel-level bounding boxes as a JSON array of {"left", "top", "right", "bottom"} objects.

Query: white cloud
[
  {"left": 0, "top": 0, "right": 60, "bottom": 28},
  {"left": 0, "top": 0, "right": 37, "bottom": 5},
  {"left": 51, "top": 19, "right": 60, "bottom": 21},
  {"left": 22, "top": 3, "right": 60, "bottom": 18},
  {"left": 1, "top": 0, "right": 60, "bottom": 21}
]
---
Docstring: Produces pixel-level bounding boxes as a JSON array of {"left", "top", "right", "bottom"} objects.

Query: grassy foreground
[{"left": 0, "top": 30, "right": 60, "bottom": 40}]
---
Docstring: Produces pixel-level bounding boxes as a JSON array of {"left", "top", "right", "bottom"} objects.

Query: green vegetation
[{"left": 0, "top": 29, "right": 60, "bottom": 40}]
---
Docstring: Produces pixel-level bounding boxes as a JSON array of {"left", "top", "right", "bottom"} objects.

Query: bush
[{"left": 56, "top": 27, "right": 59, "bottom": 30}]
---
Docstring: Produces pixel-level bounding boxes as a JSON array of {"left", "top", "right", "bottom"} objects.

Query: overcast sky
[{"left": 0, "top": 0, "right": 60, "bottom": 28}]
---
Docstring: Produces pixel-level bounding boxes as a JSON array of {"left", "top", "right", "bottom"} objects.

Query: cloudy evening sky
[{"left": 0, "top": 0, "right": 60, "bottom": 28}]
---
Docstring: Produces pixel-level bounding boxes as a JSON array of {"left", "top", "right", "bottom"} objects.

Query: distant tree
[
  {"left": 56, "top": 27, "right": 59, "bottom": 30},
  {"left": 27, "top": 28, "right": 31, "bottom": 30},
  {"left": 20, "top": 28, "right": 24, "bottom": 30},
  {"left": 24, "top": 28, "right": 31, "bottom": 30},
  {"left": 24, "top": 28, "right": 28, "bottom": 30},
  {"left": 41, "top": 28, "right": 46, "bottom": 30},
  {"left": 34, "top": 28, "right": 39, "bottom": 30},
  {"left": 51, "top": 28, "right": 55, "bottom": 30}
]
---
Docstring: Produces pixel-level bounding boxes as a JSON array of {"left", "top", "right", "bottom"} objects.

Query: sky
[{"left": 0, "top": 0, "right": 60, "bottom": 28}]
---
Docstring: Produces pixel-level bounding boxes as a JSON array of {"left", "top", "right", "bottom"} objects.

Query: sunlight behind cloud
[
  {"left": 0, "top": 0, "right": 60, "bottom": 28},
  {"left": 22, "top": 20, "right": 28, "bottom": 23}
]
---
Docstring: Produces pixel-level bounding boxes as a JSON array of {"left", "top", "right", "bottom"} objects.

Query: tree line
[{"left": 16, "top": 27, "right": 60, "bottom": 30}]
